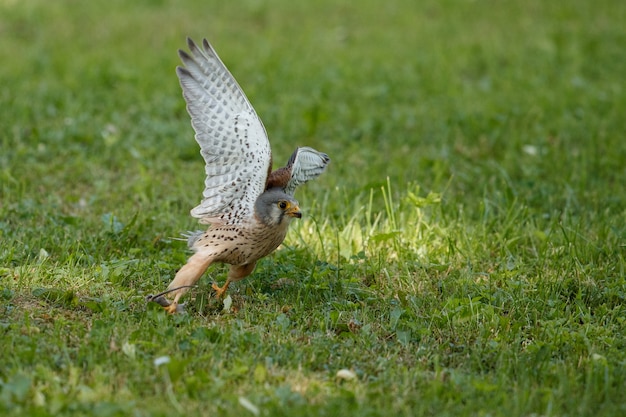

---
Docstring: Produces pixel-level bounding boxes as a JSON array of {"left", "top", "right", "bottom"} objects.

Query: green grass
[{"left": 1, "top": 0, "right": 625, "bottom": 415}]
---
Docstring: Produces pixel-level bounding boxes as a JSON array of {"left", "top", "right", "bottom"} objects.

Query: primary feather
[{"left": 177, "top": 38, "right": 271, "bottom": 225}]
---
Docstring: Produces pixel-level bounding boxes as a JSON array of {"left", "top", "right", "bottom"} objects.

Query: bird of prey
[{"left": 149, "top": 38, "right": 329, "bottom": 314}]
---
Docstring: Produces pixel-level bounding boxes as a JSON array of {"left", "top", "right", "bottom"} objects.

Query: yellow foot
[
  {"left": 211, "top": 282, "right": 230, "bottom": 299},
  {"left": 164, "top": 302, "right": 179, "bottom": 314},
  {"left": 162, "top": 301, "right": 185, "bottom": 314},
  {"left": 146, "top": 295, "right": 185, "bottom": 314}
]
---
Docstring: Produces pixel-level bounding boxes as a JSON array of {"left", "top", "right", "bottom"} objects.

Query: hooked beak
[{"left": 286, "top": 205, "right": 302, "bottom": 218}]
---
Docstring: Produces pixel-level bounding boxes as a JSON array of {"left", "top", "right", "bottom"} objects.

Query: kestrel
[{"left": 149, "top": 38, "right": 329, "bottom": 314}]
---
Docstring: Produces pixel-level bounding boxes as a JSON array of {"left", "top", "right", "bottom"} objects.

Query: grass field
[{"left": 1, "top": 0, "right": 625, "bottom": 415}]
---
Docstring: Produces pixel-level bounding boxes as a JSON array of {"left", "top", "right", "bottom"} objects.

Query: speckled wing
[
  {"left": 267, "top": 147, "right": 330, "bottom": 195},
  {"left": 177, "top": 38, "right": 271, "bottom": 225}
]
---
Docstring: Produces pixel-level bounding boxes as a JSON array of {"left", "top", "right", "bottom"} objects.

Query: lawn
[{"left": 1, "top": 0, "right": 625, "bottom": 416}]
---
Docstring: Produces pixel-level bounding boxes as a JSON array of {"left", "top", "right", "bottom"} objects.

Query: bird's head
[{"left": 255, "top": 188, "right": 301, "bottom": 227}]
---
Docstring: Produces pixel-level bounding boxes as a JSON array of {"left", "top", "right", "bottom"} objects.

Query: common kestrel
[{"left": 149, "top": 38, "right": 329, "bottom": 314}]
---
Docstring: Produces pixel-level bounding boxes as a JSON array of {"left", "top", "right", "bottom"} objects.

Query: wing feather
[
  {"left": 267, "top": 147, "right": 330, "bottom": 195},
  {"left": 177, "top": 38, "right": 271, "bottom": 224}
]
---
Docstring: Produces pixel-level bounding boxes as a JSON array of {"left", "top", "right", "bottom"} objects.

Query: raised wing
[
  {"left": 177, "top": 38, "right": 271, "bottom": 224},
  {"left": 266, "top": 146, "right": 330, "bottom": 195}
]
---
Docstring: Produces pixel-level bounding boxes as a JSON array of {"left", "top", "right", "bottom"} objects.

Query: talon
[
  {"left": 164, "top": 302, "right": 180, "bottom": 314},
  {"left": 211, "top": 282, "right": 229, "bottom": 299},
  {"left": 147, "top": 295, "right": 185, "bottom": 314}
]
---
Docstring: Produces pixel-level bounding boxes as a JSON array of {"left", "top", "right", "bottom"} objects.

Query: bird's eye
[{"left": 278, "top": 201, "right": 289, "bottom": 210}]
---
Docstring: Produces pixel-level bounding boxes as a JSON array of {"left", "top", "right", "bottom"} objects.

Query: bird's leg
[
  {"left": 151, "top": 252, "right": 213, "bottom": 314},
  {"left": 212, "top": 262, "right": 256, "bottom": 299}
]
